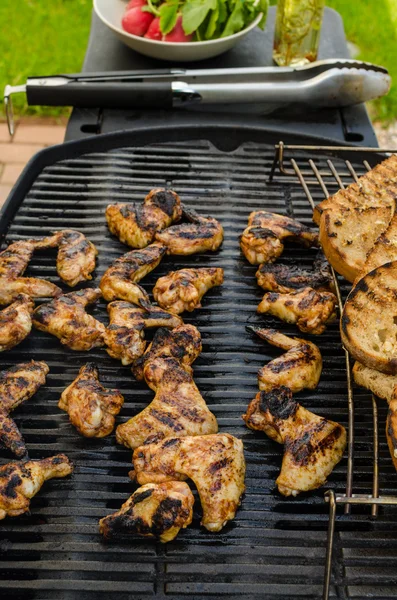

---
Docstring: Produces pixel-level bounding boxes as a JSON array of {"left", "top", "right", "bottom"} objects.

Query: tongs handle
[{"left": 26, "top": 81, "right": 173, "bottom": 109}]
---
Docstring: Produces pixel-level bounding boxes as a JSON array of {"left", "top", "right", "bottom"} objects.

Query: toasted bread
[
  {"left": 352, "top": 361, "right": 397, "bottom": 402},
  {"left": 387, "top": 391, "right": 397, "bottom": 471},
  {"left": 341, "top": 261, "right": 397, "bottom": 374},
  {"left": 355, "top": 212, "right": 397, "bottom": 284},
  {"left": 313, "top": 154, "right": 397, "bottom": 225},
  {"left": 319, "top": 204, "right": 393, "bottom": 282}
]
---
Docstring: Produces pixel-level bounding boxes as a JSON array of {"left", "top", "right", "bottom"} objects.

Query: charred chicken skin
[
  {"left": 247, "top": 327, "right": 322, "bottom": 394},
  {"left": 104, "top": 300, "right": 183, "bottom": 366},
  {"left": 0, "top": 361, "right": 49, "bottom": 457},
  {"left": 155, "top": 205, "right": 224, "bottom": 255},
  {"left": 257, "top": 287, "right": 337, "bottom": 335},
  {"left": 0, "top": 454, "right": 73, "bottom": 520},
  {"left": 106, "top": 188, "right": 182, "bottom": 248},
  {"left": 59, "top": 363, "right": 124, "bottom": 438},
  {"left": 133, "top": 433, "right": 245, "bottom": 532},
  {"left": 0, "top": 294, "right": 34, "bottom": 352},
  {"left": 32, "top": 288, "right": 105, "bottom": 351},
  {"left": 0, "top": 239, "right": 61, "bottom": 305},
  {"left": 100, "top": 242, "right": 166, "bottom": 305},
  {"left": 99, "top": 481, "right": 194, "bottom": 543},
  {"left": 243, "top": 386, "right": 346, "bottom": 496},
  {"left": 256, "top": 251, "right": 333, "bottom": 294},
  {"left": 132, "top": 323, "right": 202, "bottom": 382},
  {"left": 240, "top": 211, "right": 319, "bottom": 265},
  {"left": 153, "top": 267, "right": 224, "bottom": 314}
]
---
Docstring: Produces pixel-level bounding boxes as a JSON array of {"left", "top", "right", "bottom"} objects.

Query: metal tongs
[{"left": 4, "top": 59, "right": 391, "bottom": 135}]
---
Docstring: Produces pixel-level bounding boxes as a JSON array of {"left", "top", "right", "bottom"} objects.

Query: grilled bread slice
[
  {"left": 355, "top": 213, "right": 397, "bottom": 284},
  {"left": 313, "top": 154, "right": 397, "bottom": 226},
  {"left": 341, "top": 261, "right": 397, "bottom": 374},
  {"left": 353, "top": 361, "right": 397, "bottom": 402},
  {"left": 387, "top": 393, "right": 397, "bottom": 471}
]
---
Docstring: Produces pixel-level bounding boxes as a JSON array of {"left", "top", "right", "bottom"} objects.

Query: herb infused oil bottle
[{"left": 273, "top": 0, "right": 325, "bottom": 66}]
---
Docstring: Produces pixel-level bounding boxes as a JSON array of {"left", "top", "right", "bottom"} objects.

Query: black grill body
[{"left": 0, "top": 128, "right": 395, "bottom": 599}]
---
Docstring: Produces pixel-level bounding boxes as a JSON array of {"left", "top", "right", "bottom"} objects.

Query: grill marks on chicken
[
  {"left": 133, "top": 433, "right": 245, "bottom": 532},
  {"left": 256, "top": 251, "right": 333, "bottom": 294},
  {"left": 247, "top": 327, "right": 322, "bottom": 394},
  {"left": 32, "top": 288, "right": 105, "bottom": 351},
  {"left": 0, "top": 294, "right": 34, "bottom": 352},
  {"left": 104, "top": 301, "right": 183, "bottom": 366},
  {"left": 117, "top": 325, "right": 218, "bottom": 449},
  {"left": 0, "top": 454, "right": 73, "bottom": 520},
  {"left": 153, "top": 267, "right": 224, "bottom": 315},
  {"left": 257, "top": 287, "right": 337, "bottom": 335},
  {"left": 240, "top": 212, "right": 319, "bottom": 265},
  {"left": 59, "top": 363, "right": 124, "bottom": 438},
  {"left": 100, "top": 242, "right": 166, "bottom": 305},
  {"left": 0, "top": 239, "right": 61, "bottom": 305},
  {"left": 99, "top": 481, "right": 194, "bottom": 543},
  {"left": 0, "top": 361, "right": 49, "bottom": 457},
  {"left": 243, "top": 387, "right": 346, "bottom": 496},
  {"left": 155, "top": 205, "right": 223, "bottom": 255},
  {"left": 106, "top": 189, "right": 182, "bottom": 249}
]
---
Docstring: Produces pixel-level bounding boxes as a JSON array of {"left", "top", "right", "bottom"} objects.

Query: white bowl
[{"left": 93, "top": 0, "right": 263, "bottom": 62}]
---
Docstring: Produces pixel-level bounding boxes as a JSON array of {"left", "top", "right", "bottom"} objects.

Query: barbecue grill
[{"left": 0, "top": 124, "right": 396, "bottom": 599}]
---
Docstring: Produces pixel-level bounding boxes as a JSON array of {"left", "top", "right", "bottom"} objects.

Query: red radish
[
  {"left": 126, "top": 0, "right": 147, "bottom": 8},
  {"left": 164, "top": 16, "right": 193, "bottom": 42},
  {"left": 122, "top": 7, "right": 154, "bottom": 36},
  {"left": 144, "top": 17, "right": 162, "bottom": 40}
]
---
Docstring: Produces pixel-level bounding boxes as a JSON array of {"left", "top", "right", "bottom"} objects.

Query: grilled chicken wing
[
  {"left": 104, "top": 300, "right": 183, "bottom": 365},
  {"left": 0, "top": 294, "right": 34, "bottom": 352},
  {"left": 100, "top": 242, "right": 166, "bottom": 305},
  {"left": 247, "top": 327, "right": 322, "bottom": 393},
  {"left": 32, "top": 288, "right": 105, "bottom": 351},
  {"left": 257, "top": 287, "right": 337, "bottom": 335},
  {"left": 0, "top": 361, "right": 49, "bottom": 457},
  {"left": 132, "top": 323, "right": 202, "bottom": 381},
  {"left": 99, "top": 481, "right": 194, "bottom": 543},
  {"left": 59, "top": 363, "right": 124, "bottom": 437},
  {"left": 240, "top": 212, "right": 319, "bottom": 265},
  {"left": 155, "top": 205, "right": 223, "bottom": 255},
  {"left": 116, "top": 356, "right": 218, "bottom": 449},
  {"left": 106, "top": 188, "right": 182, "bottom": 248},
  {"left": 256, "top": 252, "right": 333, "bottom": 294},
  {"left": 153, "top": 267, "right": 224, "bottom": 315},
  {"left": 133, "top": 433, "right": 245, "bottom": 532},
  {"left": 0, "top": 454, "right": 73, "bottom": 520},
  {"left": 243, "top": 386, "right": 346, "bottom": 496},
  {"left": 0, "top": 239, "right": 61, "bottom": 305}
]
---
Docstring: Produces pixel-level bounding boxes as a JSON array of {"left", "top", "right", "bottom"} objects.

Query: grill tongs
[{"left": 4, "top": 59, "right": 390, "bottom": 134}]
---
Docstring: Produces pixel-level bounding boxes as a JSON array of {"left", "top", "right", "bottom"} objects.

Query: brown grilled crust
[{"left": 386, "top": 400, "right": 397, "bottom": 472}]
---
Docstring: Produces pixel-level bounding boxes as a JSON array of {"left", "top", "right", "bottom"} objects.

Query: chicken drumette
[
  {"left": 0, "top": 294, "right": 34, "bottom": 352},
  {"left": 243, "top": 386, "right": 346, "bottom": 496},
  {"left": 240, "top": 212, "right": 319, "bottom": 265},
  {"left": 32, "top": 288, "right": 105, "bottom": 351},
  {"left": 59, "top": 363, "right": 124, "bottom": 438},
  {"left": 256, "top": 251, "right": 334, "bottom": 294},
  {"left": 247, "top": 327, "right": 322, "bottom": 394},
  {"left": 100, "top": 242, "right": 166, "bottom": 305},
  {"left": 133, "top": 433, "right": 245, "bottom": 532},
  {"left": 0, "top": 454, "right": 73, "bottom": 520},
  {"left": 0, "top": 361, "right": 49, "bottom": 457},
  {"left": 104, "top": 300, "right": 183, "bottom": 365},
  {"left": 153, "top": 267, "right": 224, "bottom": 315},
  {"left": 257, "top": 287, "right": 337, "bottom": 335},
  {"left": 99, "top": 481, "right": 194, "bottom": 543},
  {"left": 0, "top": 239, "right": 61, "bottom": 305},
  {"left": 155, "top": 205, "right": 223, "bottom": 255},
  {"left": 106, "top": 188, "right": 182, "bottom": 248}
]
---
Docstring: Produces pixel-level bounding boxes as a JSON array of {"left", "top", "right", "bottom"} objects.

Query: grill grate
[{"left": 0, "top": 136, "right": 397, "bottom": 599}]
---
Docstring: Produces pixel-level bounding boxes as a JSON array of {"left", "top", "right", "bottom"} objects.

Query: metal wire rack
[{"left": 269, "top": 142, "right": 397, "bottom": 600}]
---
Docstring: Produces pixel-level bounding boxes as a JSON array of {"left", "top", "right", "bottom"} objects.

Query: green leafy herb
[{"left": 159, "top": 0, "right": 179, "bottom": 34}]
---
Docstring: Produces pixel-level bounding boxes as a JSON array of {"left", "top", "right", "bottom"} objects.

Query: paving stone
[
  {"left": 13, "top": 124, "right": 65, "bottom": 146},
  {"left": 0, "top": 184, "right": 13, "bottom": 207},
  {"left": 0, "top": 124, "right": 13, "bottom": 143},
  {"left": 0, "top": 163, "right": 26, "bottom": 185},
  {"left": 0, "top": 143, "right": 44, "bottom": 164}
]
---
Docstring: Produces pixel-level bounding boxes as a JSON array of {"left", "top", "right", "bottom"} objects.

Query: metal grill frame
[{"left": 269, "top": 142, "right": 397, "bottom": 600}]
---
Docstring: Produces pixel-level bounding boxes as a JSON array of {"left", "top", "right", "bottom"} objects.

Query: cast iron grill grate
[{"left": 0, "top": 136, "right": 396, "bottom": 600}]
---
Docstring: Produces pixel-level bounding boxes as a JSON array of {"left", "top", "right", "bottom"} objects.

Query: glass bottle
[{"left": 273, "top": 0, "right": 325, "bottom": 67}]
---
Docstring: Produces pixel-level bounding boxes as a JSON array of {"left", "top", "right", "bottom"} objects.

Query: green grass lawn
[{"left": 0, "top": 0, "right": 396, "bottom": 122}]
